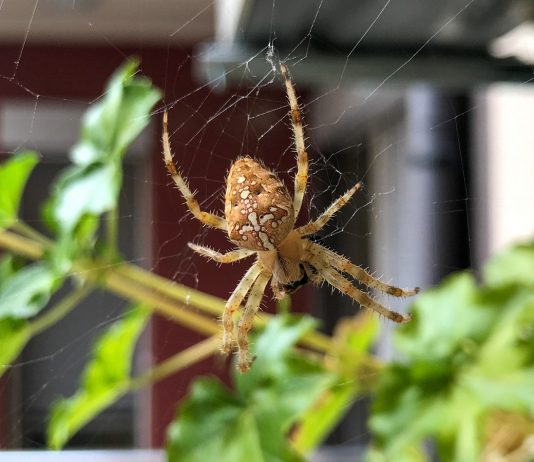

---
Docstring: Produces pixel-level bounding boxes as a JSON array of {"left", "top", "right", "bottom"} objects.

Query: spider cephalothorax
[{"left": 162, "top": 63, "right": 419, "bottom": 372}]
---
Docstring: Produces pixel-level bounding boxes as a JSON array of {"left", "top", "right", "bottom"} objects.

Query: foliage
[
  {"left": 0, "top": 152, "right": 38, "bottom": 230},
  {"left": 0, "top": 58, "right": 161, "bottom": 442},
  {"left": 48, "top": 304, "right": 150, "bottom": 449},
  {"left": 368, "top": 242, "right": 534, "bottom": 462},
  {"left": 166, "top": 315, "right": 334, "bottom": 462},
  {"left": 166, "top": 313, "right": 380, "bottom": 462}
]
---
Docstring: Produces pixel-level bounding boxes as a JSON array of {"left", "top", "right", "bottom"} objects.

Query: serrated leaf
[
  {"left": 0, "top": 317, "right": 30, "bottom": 377},
  {"left": 167, "top": 378, "right": 267, "bottom": 462},
  {"left": 0, "top": 152, "right": 38, "bottom": 229},
  {"left": 47, "top": 304, "right": 150, "bottom": 449},
  {"left": 0, "top": 262, "right": 58, "bottom": 319},
  {"left": 167, "top": 315, "right": 333, "bottom": 462}
]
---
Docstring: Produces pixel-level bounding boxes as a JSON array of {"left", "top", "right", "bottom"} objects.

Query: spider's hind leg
[
  {"left": 306, "top": 252, "right": 411, "bottom": 324},
  {"left": 306, "top": 241, "right": 419, "bottom": 297}
]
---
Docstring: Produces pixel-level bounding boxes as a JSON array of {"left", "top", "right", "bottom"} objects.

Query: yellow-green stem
[
  {"left": 105, "top": 208, "right": 119, "bottom": 258},
  {"left": 0, "top": 227, "right": 336, "bottom": 355},
  {"left": 29, "top": 284, "right": 95, "bottom": 336},
  {"left": 129, "top": 335, "right": 220, "bottom": 391},
  {"left": 11, "top": 221, "right": 53, "bottom": 246},
  {"left": 103, "top": 271, "right": 220, "bottom": 336}
]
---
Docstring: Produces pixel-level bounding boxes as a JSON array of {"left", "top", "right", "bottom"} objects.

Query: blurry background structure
[{"left": 0, "top": 0, "right": 533, "bottom": 455}]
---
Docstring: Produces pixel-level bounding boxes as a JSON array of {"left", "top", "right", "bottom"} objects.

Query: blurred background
[{"left": 0, "top": 0, "right": 533, "bottom": 458}]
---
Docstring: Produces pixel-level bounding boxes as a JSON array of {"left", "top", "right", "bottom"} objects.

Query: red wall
[{"left": 0, "top": 44, "right": 310, "bottom": 447}]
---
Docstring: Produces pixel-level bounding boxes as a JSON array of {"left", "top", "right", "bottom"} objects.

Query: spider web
[{"left": 1, "top": 0, "right": 533, "bottom": 455}]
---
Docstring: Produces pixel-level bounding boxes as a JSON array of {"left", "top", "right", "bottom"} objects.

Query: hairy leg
[
  {"left": 221, "top": 263, "right": 262, "bottom": 353},
  {"left": 280, "top": 63, "right": 308, "bottom": 220},
  {"left": 305, "top": 241, "right": 419, "bottom": 297},
  {"left": 188, "top": 243, "right": 255, "bottom": 263},
  {"left": 306, "top": 253, "right": 411, "bottom": 323},
  {"left": 297, "top": 182, "right": 362, "bottom": 236},
  {"left": 163, "top": 111, "right": 227, "bottom": 231},
  {"left": 236, "top": 271, "right": 270, "bottom": 372}
]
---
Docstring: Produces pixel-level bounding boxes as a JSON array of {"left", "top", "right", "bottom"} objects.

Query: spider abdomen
[{"left": 224, "top": 157, "right": 295, "bottom": 251}]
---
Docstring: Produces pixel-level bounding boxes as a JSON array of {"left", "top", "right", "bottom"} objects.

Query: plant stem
[
  {"left": 103, "top": 271, "right": 220, "bottom": 336},
  {"left": 129, "top": 335, "right": 220, "bottom": 391},
  {"left": 0, "top": 229, "right": 43, "bottom": 259},
  {"left": 105, "top": 207, "right": 119, "bottom": 258},
  {"left": 11, "top": 221, "right": 52, "bottom": 246},
  {"left": 0, "top": 227, "right": 337, "bottom": 355},
  {"left": 116, "top": 263, "right": 223, "bottom": 317},
  {"left": 29, "top": 284, "right": 95, "bottom": 336}
]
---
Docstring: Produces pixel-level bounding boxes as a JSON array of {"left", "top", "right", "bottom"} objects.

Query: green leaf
[
  {"left": 0, "top": 152, "right": 38, "bottom": 229},
  {"left": 293, "top": 315, "right": 379, "bottom": 453},
  {"left": 167, "top": 378, "right": 267, "bottom": 462},
  {"left": 484, "top": 241, "right": 534, "bottom": 288},
  {"left": 369, "top": 242, "right": 534, "bottom": 462},
  {"left": 293, "top": 380, "right": 357, "bottom": 453},
  {"left": 0, "top": 262, "right": 58, "bottom": 319},
  {"left": 167, "top": 315, "right": 334, "bottom": 462},
  {"left": 0, "top": 317, "right": 30, "bottom": 377},
  {"left": 52, "top": 163, "right": 119, "bottom": 232},
  {"left": 395, "top": 273, "right": 499, "bottom": 363},
  {"left": 71, "top": 58, "right": 160, "bottom": 165},
  {"left": 48, "top": 58, "right": 161, "bottom": 235},
  {"left": 47, "top": 304, "right": 150, "bottom": 449}
]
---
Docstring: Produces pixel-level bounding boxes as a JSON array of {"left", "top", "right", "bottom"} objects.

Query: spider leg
[
  {"left": 297, "top": 182, "right": 362, "bottom": 236},
  {"left": 306, "top": 252, "right": 411, "bottom": 323},
  {"left": 305, "top": 241, "right": 419, "bottom": 297},
  {"left": 237, "top": 271, "right": 270, "bottom": 372},
  {"left": 221, "top": 262, "right": 262, "bottom": 354},
  {"left": 188, "top": 243, "right": 255, "bottom": 264},
  {"left": 280, "top": 63, "right": 308, "bottom": 220},
  {"left": 163, "top": 111, "right": 227, "bottom": 231}
]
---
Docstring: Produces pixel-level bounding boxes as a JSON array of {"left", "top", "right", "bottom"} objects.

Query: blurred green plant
[{"left": 367, "top": 242, "right": 534, "bottom": 462}]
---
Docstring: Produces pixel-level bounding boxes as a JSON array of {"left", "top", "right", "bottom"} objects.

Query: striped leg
[
  {"left": 188, "top": 243, "right": 255, "bottom": 263},
  {"left": 280, "top": 63, "right": 308, "bottom": 220},
  {"left": 221, "top": 263, "right": 262, "bottom": 354},
  {"left": 297, "top": 182, "right": 362, "bottom": 236},
  {"left": 306, "top": 252, "right": 411, "bottom": 323},
  {"left": 163, "top": 111, "right": 227, "bottom": 231},
  {"left": 305, "top": 241, "right": 419, "bottom": 297},
  {"left": 236, "top": 271, "right": 270, "bottom": 372}
]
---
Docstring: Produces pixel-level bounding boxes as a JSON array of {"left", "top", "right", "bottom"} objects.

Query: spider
[{"left": 162, "top": 63, "right": 419, "bottom": 372}]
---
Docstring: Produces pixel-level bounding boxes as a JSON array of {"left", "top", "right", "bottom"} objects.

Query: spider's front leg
[
  {"left": 162, "top": 111, "right": 227, "bottom": 231},
  {"left": 280, "top": 63, "right": 308, "bottom": 219},
  {"left": 297, "top": 182, "right": 362, "bottom": 236}
]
